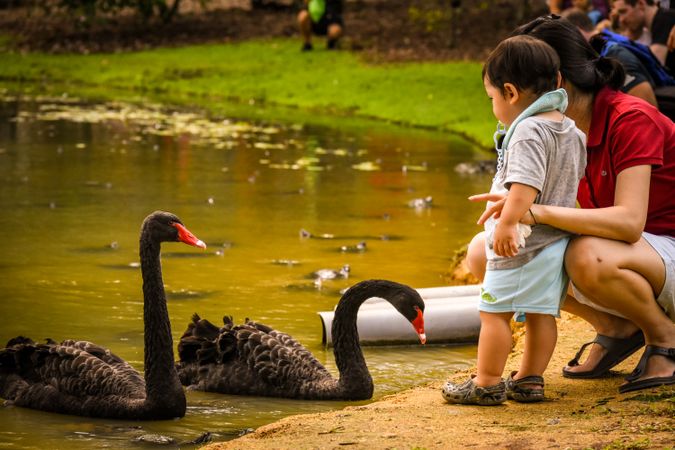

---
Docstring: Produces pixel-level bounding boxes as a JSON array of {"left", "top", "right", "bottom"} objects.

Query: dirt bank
[{"left": 205, "top": 313, "right": 674, "bottom": 450}]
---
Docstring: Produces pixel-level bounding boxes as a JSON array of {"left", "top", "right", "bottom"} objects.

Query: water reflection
[{"left": 0, "top": 98, "right": 491, "bottom": 448}]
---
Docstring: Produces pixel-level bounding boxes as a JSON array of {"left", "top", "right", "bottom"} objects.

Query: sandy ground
[{"left": 204, "top": 313, "right": 675, "bottom": 450}]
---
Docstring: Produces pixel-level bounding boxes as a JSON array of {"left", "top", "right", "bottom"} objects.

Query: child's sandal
[
  {"left": 506, "top": 371, "right": 545, "bottom": 403},
  {"left": 442, "top": 374, "right": 507, "bottom": 406}
]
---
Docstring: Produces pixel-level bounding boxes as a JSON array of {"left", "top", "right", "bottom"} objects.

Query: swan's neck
[
  {"left": 140, "top": 239, "right": 184, "bottom": 412},
  {"left": 331, "top": 286, "right": 372, "bottom": 399}
]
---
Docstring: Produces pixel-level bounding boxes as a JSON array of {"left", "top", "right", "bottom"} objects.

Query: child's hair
[{"left": 482, "top": 35, "right": 561, "bottom": 98}]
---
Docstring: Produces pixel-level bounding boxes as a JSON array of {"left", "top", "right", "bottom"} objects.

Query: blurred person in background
[
  {"left": 612, "top": 0, "right": 675, "bottom": 71},
  {"left": 297, "top": 0, "right": 344, "bottom": 51},
  {"left": 549, "top": 0, "right": 610, "bottom": 24},
  {"left": 563, "top": 7, "right": 675, "bottom": 119}
]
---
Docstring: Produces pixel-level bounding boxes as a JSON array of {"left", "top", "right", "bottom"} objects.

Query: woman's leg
[
  {"left": 466, "top": 232, "right": 487, "bottom": 281},
  {"left": 560, "top": 293, "right": 641, "bottom": 374},
  {"left": 565, "top": 236, "right": 675, "bottom": 380},
  {"left": 517, "top": 313, "right": 557, "bottom": 380},
  {"left": 476, "top": 311, "right": 513, "bottom": 386}
]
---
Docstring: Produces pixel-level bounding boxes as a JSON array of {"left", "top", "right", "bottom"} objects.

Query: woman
[{"left": 467, "top": 15, "right": 675, "bottom": 393}]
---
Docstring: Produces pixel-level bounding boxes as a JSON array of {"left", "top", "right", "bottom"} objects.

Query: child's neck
[
  {"left": 512, "top": 91, "right": 564, "bottom": 125},
  {"left": 533, "top": 109, "right": 564, "bottom": 121}
]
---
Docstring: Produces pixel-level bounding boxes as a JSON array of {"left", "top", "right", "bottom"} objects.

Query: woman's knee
[
  {"left": 467, "top": 232, "right": 487, "bottom": 281},
  {"left": 565, "top": 236, "right": 613, "bottom": 295}
]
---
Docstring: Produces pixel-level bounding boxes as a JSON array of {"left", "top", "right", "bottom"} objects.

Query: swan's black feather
[{"left": 176, "top": 279, "right": 425, "bottom": 400}]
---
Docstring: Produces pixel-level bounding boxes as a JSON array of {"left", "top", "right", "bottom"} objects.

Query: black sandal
[
  {"left": 562, "top": 331, "right": 645, "bottom": 379},
  {"left": 505, "top": 371, "right": 545, "bottom": 403},
  {"left": 619, "top": 345, "right": 675, "bottom": 394}
]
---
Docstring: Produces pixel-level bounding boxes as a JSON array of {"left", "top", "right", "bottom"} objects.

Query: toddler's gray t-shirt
[{"left": 485, "top": 115, "right": 586, "bottom": 270}]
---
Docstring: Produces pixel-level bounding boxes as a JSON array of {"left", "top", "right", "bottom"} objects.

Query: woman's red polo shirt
[{"left": 577, "top": 87, "right": 675, "bottom": 237}]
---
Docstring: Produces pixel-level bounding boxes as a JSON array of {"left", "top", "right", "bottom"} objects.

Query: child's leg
[
  {"left": 516, "top": 313, "right": 557, "bottom": 380},
  {"left": 475, "top": 311, "right": 514, "bottom": 387}
]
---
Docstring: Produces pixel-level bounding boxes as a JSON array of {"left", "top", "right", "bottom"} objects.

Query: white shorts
[
  {"left": 572, "top": 232, "right": 675, "bottom": 322},
  {"left": 480, "top": 238, "right": 570, "bottom": 321}
]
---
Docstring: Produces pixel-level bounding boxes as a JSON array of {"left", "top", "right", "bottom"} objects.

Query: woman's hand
[{"left": 468, "top": 193, "right": 506, "bottom": 225}]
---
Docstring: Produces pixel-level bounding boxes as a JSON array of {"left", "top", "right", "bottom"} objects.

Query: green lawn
[{"left": 0, "top": 38, "right": 495, "bottom": 148}]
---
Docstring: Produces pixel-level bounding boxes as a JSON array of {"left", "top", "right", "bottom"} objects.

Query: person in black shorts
[{"left": 298, "top": 0, "right": 344, "bottom": 51}]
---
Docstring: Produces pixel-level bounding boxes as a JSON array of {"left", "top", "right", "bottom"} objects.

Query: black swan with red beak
[
  {"left": 176, "top": 279, "right": 426, "bottom": 400},
  {"left": 0, "top": 211, "right": 206, "bottom": 419}
]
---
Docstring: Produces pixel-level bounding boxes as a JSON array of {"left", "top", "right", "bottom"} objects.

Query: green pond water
[{"left": 0, "top": 98, "right": 493, "bottom": 449}]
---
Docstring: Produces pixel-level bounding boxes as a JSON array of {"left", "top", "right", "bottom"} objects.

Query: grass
[{"left": 0, "top": 38, "right": 495, "bottom": 149}]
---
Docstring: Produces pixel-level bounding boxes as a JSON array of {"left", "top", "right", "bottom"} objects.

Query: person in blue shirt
[
  {"left": 564, "top": 7, "right": 675, "bottom": 119},
  {"left": 612, "top": 0, "right": 675, "bottom": 72}
]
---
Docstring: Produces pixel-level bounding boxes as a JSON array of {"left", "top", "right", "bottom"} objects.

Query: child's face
[{"left": 484, "top": 77, "right": 521, "bottom": 127}]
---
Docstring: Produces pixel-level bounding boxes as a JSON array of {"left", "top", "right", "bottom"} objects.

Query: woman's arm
[
  {"left": 626, "top": 81, "right": 658, "bottom": 107},
  {"left": 470, "top": 165, "right": 651, "bottom": 243},
  {"left": 532, "top": 165, "right": 650, "bottom": 243}
]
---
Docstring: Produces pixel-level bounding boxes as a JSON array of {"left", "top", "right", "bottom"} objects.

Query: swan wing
[
  {"left": 233, "top": 321, "right": 332, "bottom": 388},
  {"left": 0, "top": 338, "right": 145, "bottom": 403},
  {"left": 177, "top": 316, "right": 335, "bottom": 397},
  {"left": 59, "top": 340, "right": 145, "bottom": 387}
]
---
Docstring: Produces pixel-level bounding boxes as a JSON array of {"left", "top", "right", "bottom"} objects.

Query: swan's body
[
  {"left": 176, "top": 280, "right": 425, "bottom": 400},
  {"left": 0, "top": 211, "right": 205, "bottom": 419}
]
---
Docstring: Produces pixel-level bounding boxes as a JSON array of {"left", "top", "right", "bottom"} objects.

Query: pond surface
[{"left": 0, "top": 98, "right": 493, "bottom": 449}]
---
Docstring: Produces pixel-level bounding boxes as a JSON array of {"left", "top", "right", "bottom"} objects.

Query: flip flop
[
  {"left": 562, "top": 330, "right": 645, "bottom": 379},
  {"left": 619, "top": 345, "right": 675, "bottom": 394}
]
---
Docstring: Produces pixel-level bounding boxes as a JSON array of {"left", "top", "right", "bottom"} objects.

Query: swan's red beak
[
  {"left": 173, "top": 223, "right": 206, "bottom": 249},
  {"left": 412, "top": 306, "right": 426, "bottom": 345}
]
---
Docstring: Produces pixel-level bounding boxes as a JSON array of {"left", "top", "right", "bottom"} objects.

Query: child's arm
[{"left": 493, "top": 182, "right": 538, "bottom": 257}]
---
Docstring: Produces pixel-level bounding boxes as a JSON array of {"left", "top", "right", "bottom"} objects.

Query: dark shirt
[
  {"left": 604, "top": 44, "right": 655, "bottom": 91},
  {"left": 326, "top": 0, "right": 342, "bottom": 16},
  {"left": 652, "top": 8, "right": 675, "bottom": 73}
]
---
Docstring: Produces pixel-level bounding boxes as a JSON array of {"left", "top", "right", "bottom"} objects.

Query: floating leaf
[
  {"left": 402, "top": 164, "right": 428, "bottom": 172},
  {"left": 254, "top": 142, "right": 285, "bottom": 150},
  {"left": 352, "top": 161, "right": 381, "bottom": 171}
]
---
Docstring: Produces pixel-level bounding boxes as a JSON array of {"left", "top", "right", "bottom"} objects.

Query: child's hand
[{"left": 493, "top": 221, "right": 520, "bottom": 257}]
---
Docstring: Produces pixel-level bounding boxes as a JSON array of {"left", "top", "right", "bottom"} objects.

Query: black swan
[
  {"left": 0, "top": 211, "right": 206, "bottom": 419},
  {"left": 176, "top": 279, "right": 426, "bottom": 400}
]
